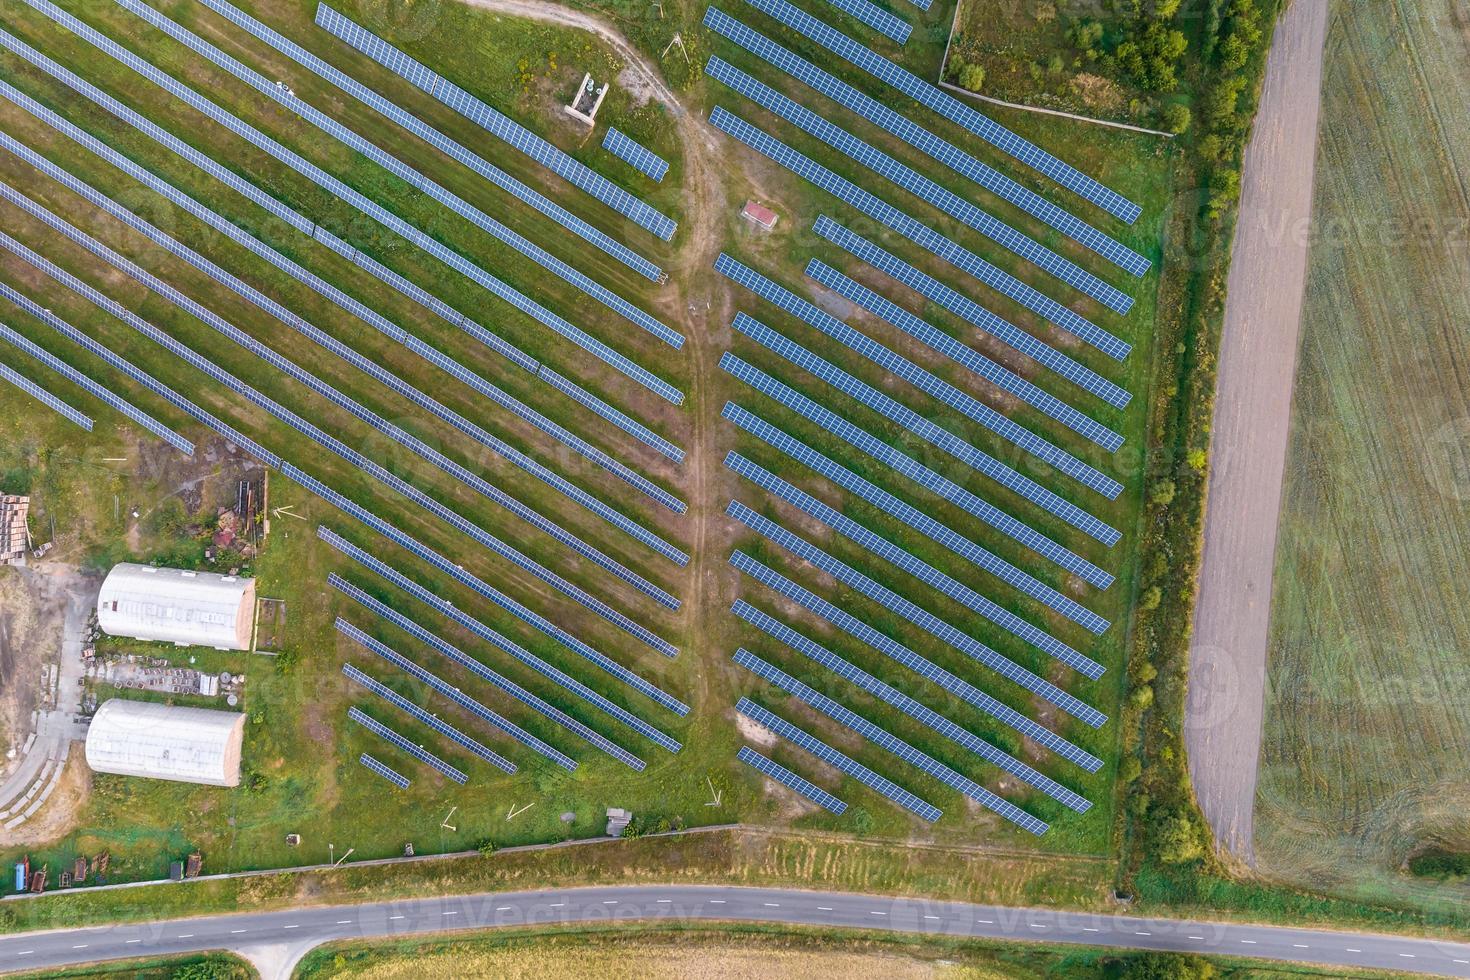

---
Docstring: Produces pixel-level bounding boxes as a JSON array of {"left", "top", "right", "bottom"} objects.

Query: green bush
[
  {"left": 1162, "top": 103, "right": 1191, "bottom": 134},
  {"left": 956, "top": 61, "right": 986, "bottom": 92},
  {"left": 1408, "top": 850, "right": 1470, "bottom": 879}
]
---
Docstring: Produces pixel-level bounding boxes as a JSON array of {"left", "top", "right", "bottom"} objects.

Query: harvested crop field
[{"left": 1254, "top": 0, "right": 1470, "bottom": 915}]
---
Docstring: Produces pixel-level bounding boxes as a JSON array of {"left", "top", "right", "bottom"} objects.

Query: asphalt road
[{"left": 3, "top": 885, "right": 1470, "bottom": 978}]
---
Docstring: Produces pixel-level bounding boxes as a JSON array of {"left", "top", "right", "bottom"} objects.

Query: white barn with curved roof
[
  {"left": 85, "top": 699, "right": 246, "bottom": 787},
  {"left": 97, "top": 563, "right": 256, "bottom": 650}
]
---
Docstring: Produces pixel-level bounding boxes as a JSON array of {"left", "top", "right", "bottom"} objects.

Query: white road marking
[
  {"left": 1083, "top": 927, "right": 1100, "bottom": 932},
  {"left": 817, "top": 907, "right": 833, "bottom": 911},
  {"left": 1293, "top": 944, "right": 1308, "bottom": 948},
  {"left": 1188, "top": 936, "right": 1204, "bottom": 941},
  {"left": 603, "top": 900, "right": 618, "bottom": 905},
  {"left": 1029, "top": 924, "right": 1047, "bottom": 930},
  {"left": 1240, "top": 939, "right": 1256, "bottom": 944},
  {"left": 870, "top": 911, "right": 887, "bottom": 916},
  {"left": 337, "top": 920, "right": 352, "bottom": 925},
  {"left": 1400, "top": 953, "right": 1415, "bottom": 958},
  {"left": 1136, "top": 932, "right": 1151, "bottom": 936},
  {"left": 497, "top": 907, "right": 512, "bottom": 911},
  {"left": 178, "top": 934, "right": 194, "bottom": 939},
  {"left": 977, "top": 919, "right": 994, "bottom": 924},
  {"left": 283, "top": 924, "right": 299, "bottom": 929},
  {"left": 1346, "top": 948, "right": 1361, "bottom": 953},
  {"left": 656, "top": 899, "right": 671, "bottom": 904},
  {"left": 15, "top": 951, "right": 32, "bottom": 956},
  {"left": 549, "top": 903, "right": 565, "bottom": 908},
  {"left": 231, "top": 929, "right": 247, "bottom": 934},
  {"left": 125, "top": 940, "right": 142, "bottom": 944},
  {"left": 764, "top": 902, "right": 780, "bottom": 907},
  {"left": 924, "top": 915, "right": 940, "bottom": 920},
  {"left": 389, "top": 915, "right": 404, "bottom": 920},
  {"left": 710, "top": 900, "right": 725, "bottom": 904},
  {"left": 1453, "top": 959, "right": 1469, "bottom": 964},
  {"left": 72, "top": 945, "right": 88, "bottom": 949},
  {"left": 442, "top": 911, "right": 458, "bottom": 916}
]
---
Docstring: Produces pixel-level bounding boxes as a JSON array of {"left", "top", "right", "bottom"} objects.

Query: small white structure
[
  {"left": 85, "top": 699, "right": 246, "bottom": 787},
  {"left": 97, "top": 563, "right": 256, "bottom": 650},
  {"left": 563, "top": 72, "right": 609, "bottom": 127}
]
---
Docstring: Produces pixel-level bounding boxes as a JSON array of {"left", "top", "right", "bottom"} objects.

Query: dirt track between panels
[{"left": 1184, "top": 0, "right": 1331, "bottom": 865}]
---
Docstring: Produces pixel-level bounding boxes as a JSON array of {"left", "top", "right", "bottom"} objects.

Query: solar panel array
[
  {"left": 733, "top": 601, "right": 1092, "bottom": 808},
  {"left": 343, "top": 663, "right": 517, "bottom": 773},
  {"left": 339, "top": 618, "right": 586, "bottom": 771},
  {"left": 738, "top": 746, "right": 846, "bottom": 813},
  {"left": 359, "top": 752, "right": 410, "bottom": 788},
  {"left": 722, "top": 404, "right": 1110, "bottom": 635},
  {"left": 115, "top": 0, "right": 682, "bottom": 352},
  {"left": 314, "top": 3, "right": 678, "bottom": 240},
  {"left": 347, "top": 706, "right": 469, "bottom": 784},
  {"left": 319, "top": 526, "right": 690, "bottom": 730},
  {"left": 331, "top": 573, "right": 654, "bottom": 770},
  {"left": 738, "top": 0, "right": 1142, "bottom": 223},
  {"left": 817, "top": 0, "right": 910, "bottom": 44},
  {"left": 813, "top": 219, "right": 1131, "bottom": 411},
  {"left": 705, "top": 57, "right": 1128, "bottom": 313},
  {"left": 729, "top": 551, "right": 1103, "bottom": 768},
  {"left": 708, "top": 109, "right": 1128, "bottom": 362},
  {"left": 726, "top": 451, "right": 1104, "bottom": 677},
  {"left": 602, "top": 128, "right": 669, "bottom": 182},
  {"left": 735, "top": 648, "right": 1047, "bottom": 834},
  {"left": 24, "top": 0, "right": 683, "bottom": 405},
  {"left": 0, "top": 358, "right": 93, "bottom": 431},
  {"left": 716, "top": 254, "right": 1122, "bottom": 500},
  {"left": 727, "top": 502, "right": 1107, "bottom": 728},
  {"left": 736, "top": 697, "right": 940, "bottom": 822},
  {"left": 701, "top": 8, "right": 1148, "bottom": 275},
  {"left": 195, "top": 0, "right": 664, "bottom": 282},
  {"left": 804, "top": 255, "right": 1123, "bottom": 454}
]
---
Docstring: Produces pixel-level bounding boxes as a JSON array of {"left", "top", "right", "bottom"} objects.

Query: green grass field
[
  {"left": 1255, "top": 0, "right": 1470, "bottom": 918},
  {"left": 0, "top": 0, "right": 1184, "bottom": 896}
]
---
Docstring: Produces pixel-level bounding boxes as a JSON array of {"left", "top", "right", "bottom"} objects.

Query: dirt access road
[{"left": 1185, "top": 0, "right": 1331, "bottom": 864}]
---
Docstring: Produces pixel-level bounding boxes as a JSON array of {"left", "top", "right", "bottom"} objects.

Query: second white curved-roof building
[
  {"left": 85, "top": 699, "right": 246, "bottom": 787},
  {"left": 97, "top": 563, "right": 256, "bottom": 650}
]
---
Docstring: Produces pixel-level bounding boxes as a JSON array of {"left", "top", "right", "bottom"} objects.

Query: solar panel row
[
  {"left": 195, "top": 0, "right": 665, "bottom": 282},
  {"left": 708, "top": 109, "right": 1130, "bottom": 361},
  {"left": 722, "top": 403, "right": 1110, "bottom": 634},
  {"left": 737, "top": 745, "right": 847, "bottom": 814},
  {"left": 732, "top": 601, "right": 1093, "bottom": 806},
  {"left": 729, "top": 552, "right": 1104, "bottom": 768},
  {"left": 602, "top": 128, "right": 670, "bottom": 182},
  {"left": 358, "top": 752, "right": 410, "bottom": 788},
  {"left": 340, "top": 618, "right": 587, "bottom": 770},
  {"left": 0, "top": 357, "right": 93, "bottom": 431},
  {"left": 815, "top": 0, "right": 910, "bottom": 44},
  {"left": 803, "top": 257, "right": 1125, "bottom": 454},
  {"left": 700, "top": 9, "right": 1149, "bottom": 275},
  {"left": 721, "top": 341, "right": 1119, "bottom": 549},
  {"left": 813, "top": 219, "right": 1132, "bottom": 414},
  {"left": 314, "top": 3, "right": 678, "bottom": 240},
  {"left": 735, "top": 697, "right": 941, "bottom": 822},
  {"left": 347, "top": 706, "right": 469, "bottom": 784},
  {"left": 726, "top": 503, "right": 1107, "bottom": 728},
  {"left": 738, "top": 0, "right": 1142, "bottom": 223},
  {"left": 22, "top": 0, "right": 683, "bottom": 404},
  {"left": 0, "top": 40, "right": 687, "bottom": 464},
  {"left": 342, "top": 663, "right": 517, "bottom": 773},
  {"left": 0, "top": 116, "right": 681, "bottom": 606},
  {"left": 319, "top": 526, "right": 691, "bottom": 729},
  {"left": 726, "top": 451, "right": 1105, "bottom": 678},
  {"left": 0, "top": 183, "right": 678, "bottom": 653},
  {"left": 120, "top": 0, "right": 682, "bottom": 350},
  {"left": 716, "top": 255, "right": 1123, "bottom": 499},
  {"left": 332, "top": 574, "right": 650, "bottom": 770},
  {"left": 705, "top": 57, "right": 1130, "bottom": 314},
  {"left": 734, "top": 648, "right": 1047, "bottom": 833}
]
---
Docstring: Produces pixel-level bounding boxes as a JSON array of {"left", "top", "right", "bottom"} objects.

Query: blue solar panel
[
  {"left": 736, "top": 698, "right": 940, "bottom": 822},
  {"left": 358, "top": 752, "right": 410, "bottom": 788},
  {"left": 0, "top": 172, "right": 679, "bottom": 651},
  {"left": 736, "top": 0, "right": 1141, "bottom": 223},
  {"left": 602, "top": 128, "right": 670, "bottom": 182},
  {"left": 737, "top": 745, "right": 847, "bottom": 814},
  {"left": 705, "top": 58, "right": 1129, "bottom": 314},
  {"left": 729, "top": 552, "right": 1104, "bottom": 766},
  {"left": 116, "top": 0, "right": 682, "bottom": 350},
  {"left": 803, "top": 254, "right": 1123, "bottom": 453},
  {"left": 195, "top": 0, "right": 664, "bottom": 282},
  {"left": 735, "top": 649, "right": 1047, "bottom": 833},
  {"left": 723, "top": 404, "right": 1110, "bottom": 634},
  {"left": 347, "top": 706, "right": 469, "bottom": 784},
  {"left": 25, "top": 0, "right": 682, "bottom": 405},
  {"left": 814, "top": 220, "right": 1132, "bottom": 411},
  {"left": 726, "top": 503, "right": 1107, "bottom": 728},
  {"left": 726, "top": 451, "right": 1105, "bottom": 676},
  {"left": 716, "top": 255, "right": 1123, "bottom": 500},
  {"left": 343, "top": 663, "right": 517, "bottom": 773},
  {"left": 340, "top": 619, "right": 583, "bottom": 770},
  {"left": 314, "top": 3, "right": 678, "bottom": 241},
  {"left": 708, "top": 108, "right": 1129, "bottom": 361},
  {"left": 733, "top": 602, "right": 1092, "bottom": 806},
  {"left": 815, "top": 0, "right": 910, "bottom": 43},
  {"left": 0, "top": 358, "right": 92, "bottom": 431},
  {"left": 701, "top": 9, "right": 1148, "bottom": 276},
  {"left": 319, "top": 526, "right": 690, "bottom": 730}
]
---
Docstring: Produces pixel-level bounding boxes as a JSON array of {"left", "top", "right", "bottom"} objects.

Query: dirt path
[{"left": 1184, "top": 0, "right": 1331, "bottom": 865}]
